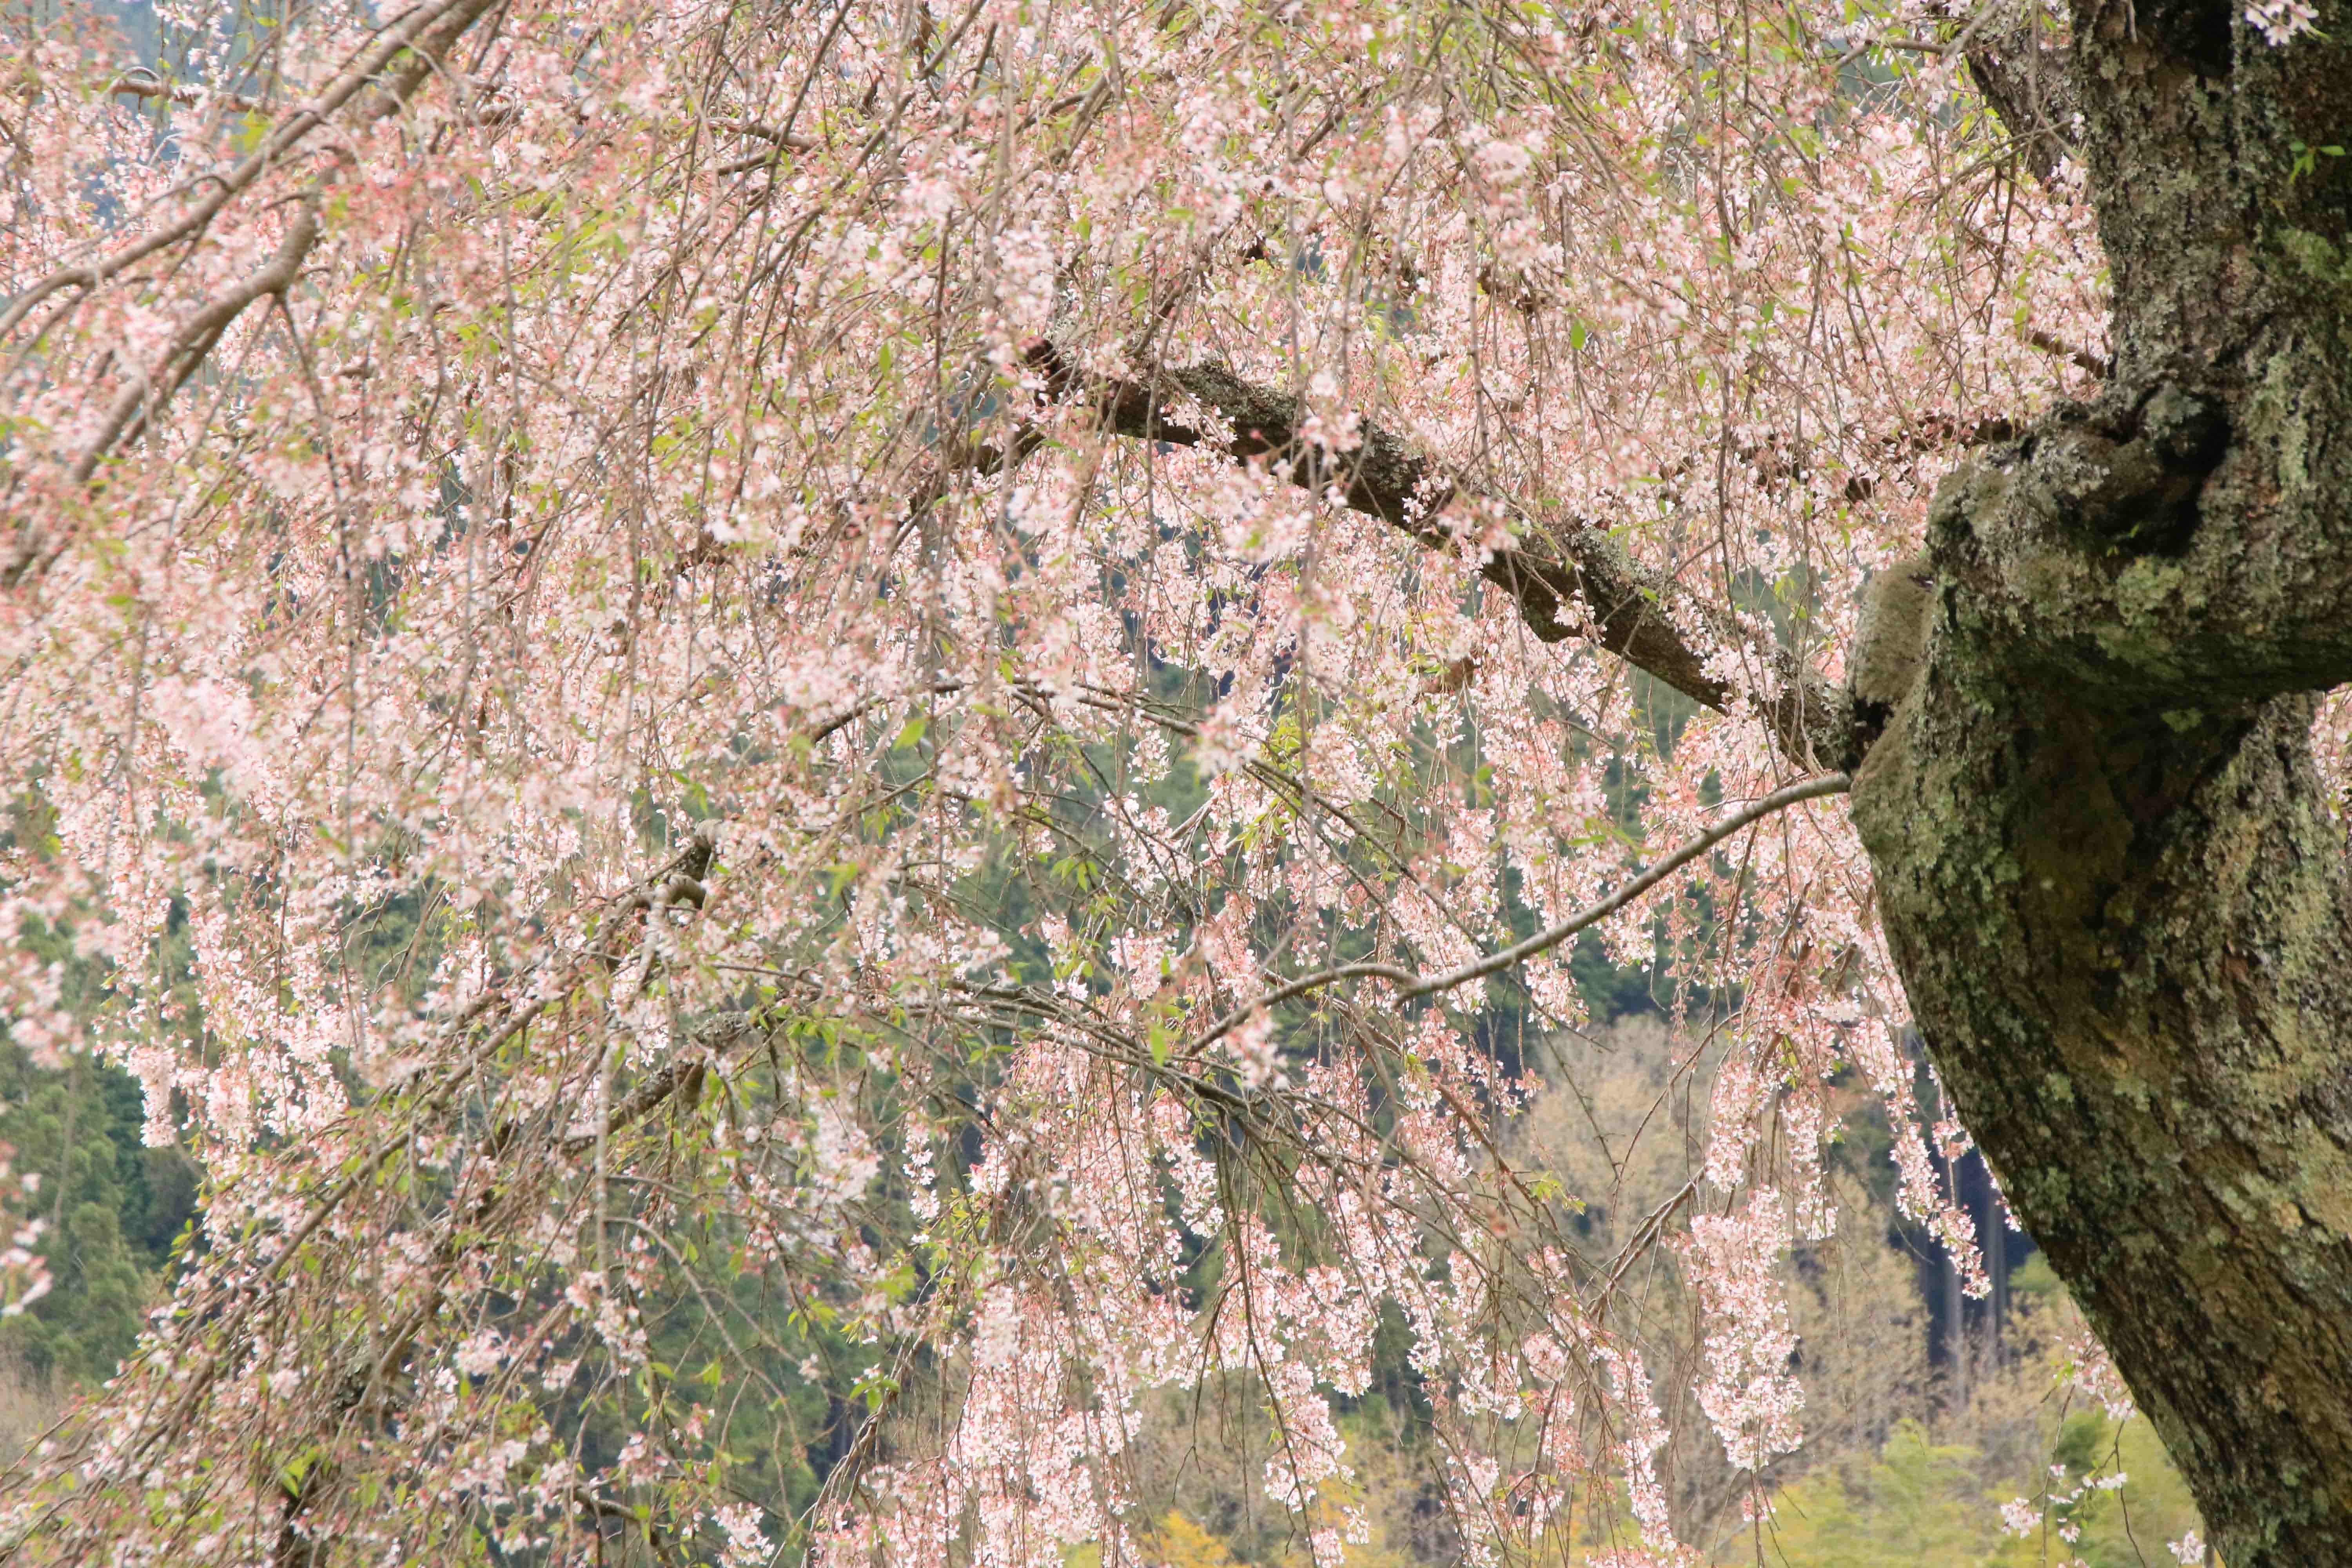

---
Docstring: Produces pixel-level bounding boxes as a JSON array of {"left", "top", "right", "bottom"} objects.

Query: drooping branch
[
  {"left": 1023, "top": 341, "right": 1857, "bottom": 769},
  {"left": 67, "top": 201, "right": 321, "bottom": 485},
  {"left": 0, "top": 0, "right": 508, "bottom": 589},
  {"left": 0, "top": 829, "right": 752, "bottom": 1566},
  {"left": 0, "top": 0, "right": 502, "bottom": 345},
  {"left": 1193, "top": 770, "right": 1851, "bottom": 1045}
]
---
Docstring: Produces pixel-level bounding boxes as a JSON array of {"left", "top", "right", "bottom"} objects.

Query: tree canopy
[{"left": 1, "top": 0, "right": 2346, "bottom": 1561}]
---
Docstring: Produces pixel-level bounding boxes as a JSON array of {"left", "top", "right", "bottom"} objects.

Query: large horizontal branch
[{"left": 1023, "top": 342, "right": 1857, "bottom": 770}]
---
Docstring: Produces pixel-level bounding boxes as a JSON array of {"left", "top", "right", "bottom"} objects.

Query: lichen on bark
[{"left": 1833, "top": 0, "right": 2352, "bottom": 1550}]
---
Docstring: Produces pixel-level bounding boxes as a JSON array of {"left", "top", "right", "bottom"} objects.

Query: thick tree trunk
[
  {"left": 1851, "top": 0, "right": 2352, "bottom": 1556},
  {"left": 1857, "top": 680, "right": 2352, "bottom": 1561}
]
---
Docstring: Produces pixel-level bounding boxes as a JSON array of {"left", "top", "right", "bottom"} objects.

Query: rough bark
[
  {"left": 1856, "top": 679, "right": 2352, "bottom": 1561},
  {"left": 1959, "top": 3, "right": 2080, "bottom": 186},
  {"left": 1849, "top": 0, "right": 2352, "bottom": 1559}
]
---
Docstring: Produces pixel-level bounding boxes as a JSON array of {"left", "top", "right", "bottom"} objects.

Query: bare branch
[
  {"left": 713, "top": 117, "right": 817, "bottom": 150},
  {"left": 109, "top": 71, "right": 261, "bottom": 115},
  {"left": 1195, "top": 770, "right": 1851, "bottom": 1045},
  {"left": 2023, "top": 326, "right": 2111, "bottom": 380}
]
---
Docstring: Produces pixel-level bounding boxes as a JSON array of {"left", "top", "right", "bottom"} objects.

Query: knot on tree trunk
[{"left": 2003, "top": 384, "right": 2230, "bottom": 555}]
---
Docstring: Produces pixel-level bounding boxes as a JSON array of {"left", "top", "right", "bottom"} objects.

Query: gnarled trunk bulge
[{"left": 1853, "top": 0, "right": 2352, "bottom": 1556}]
